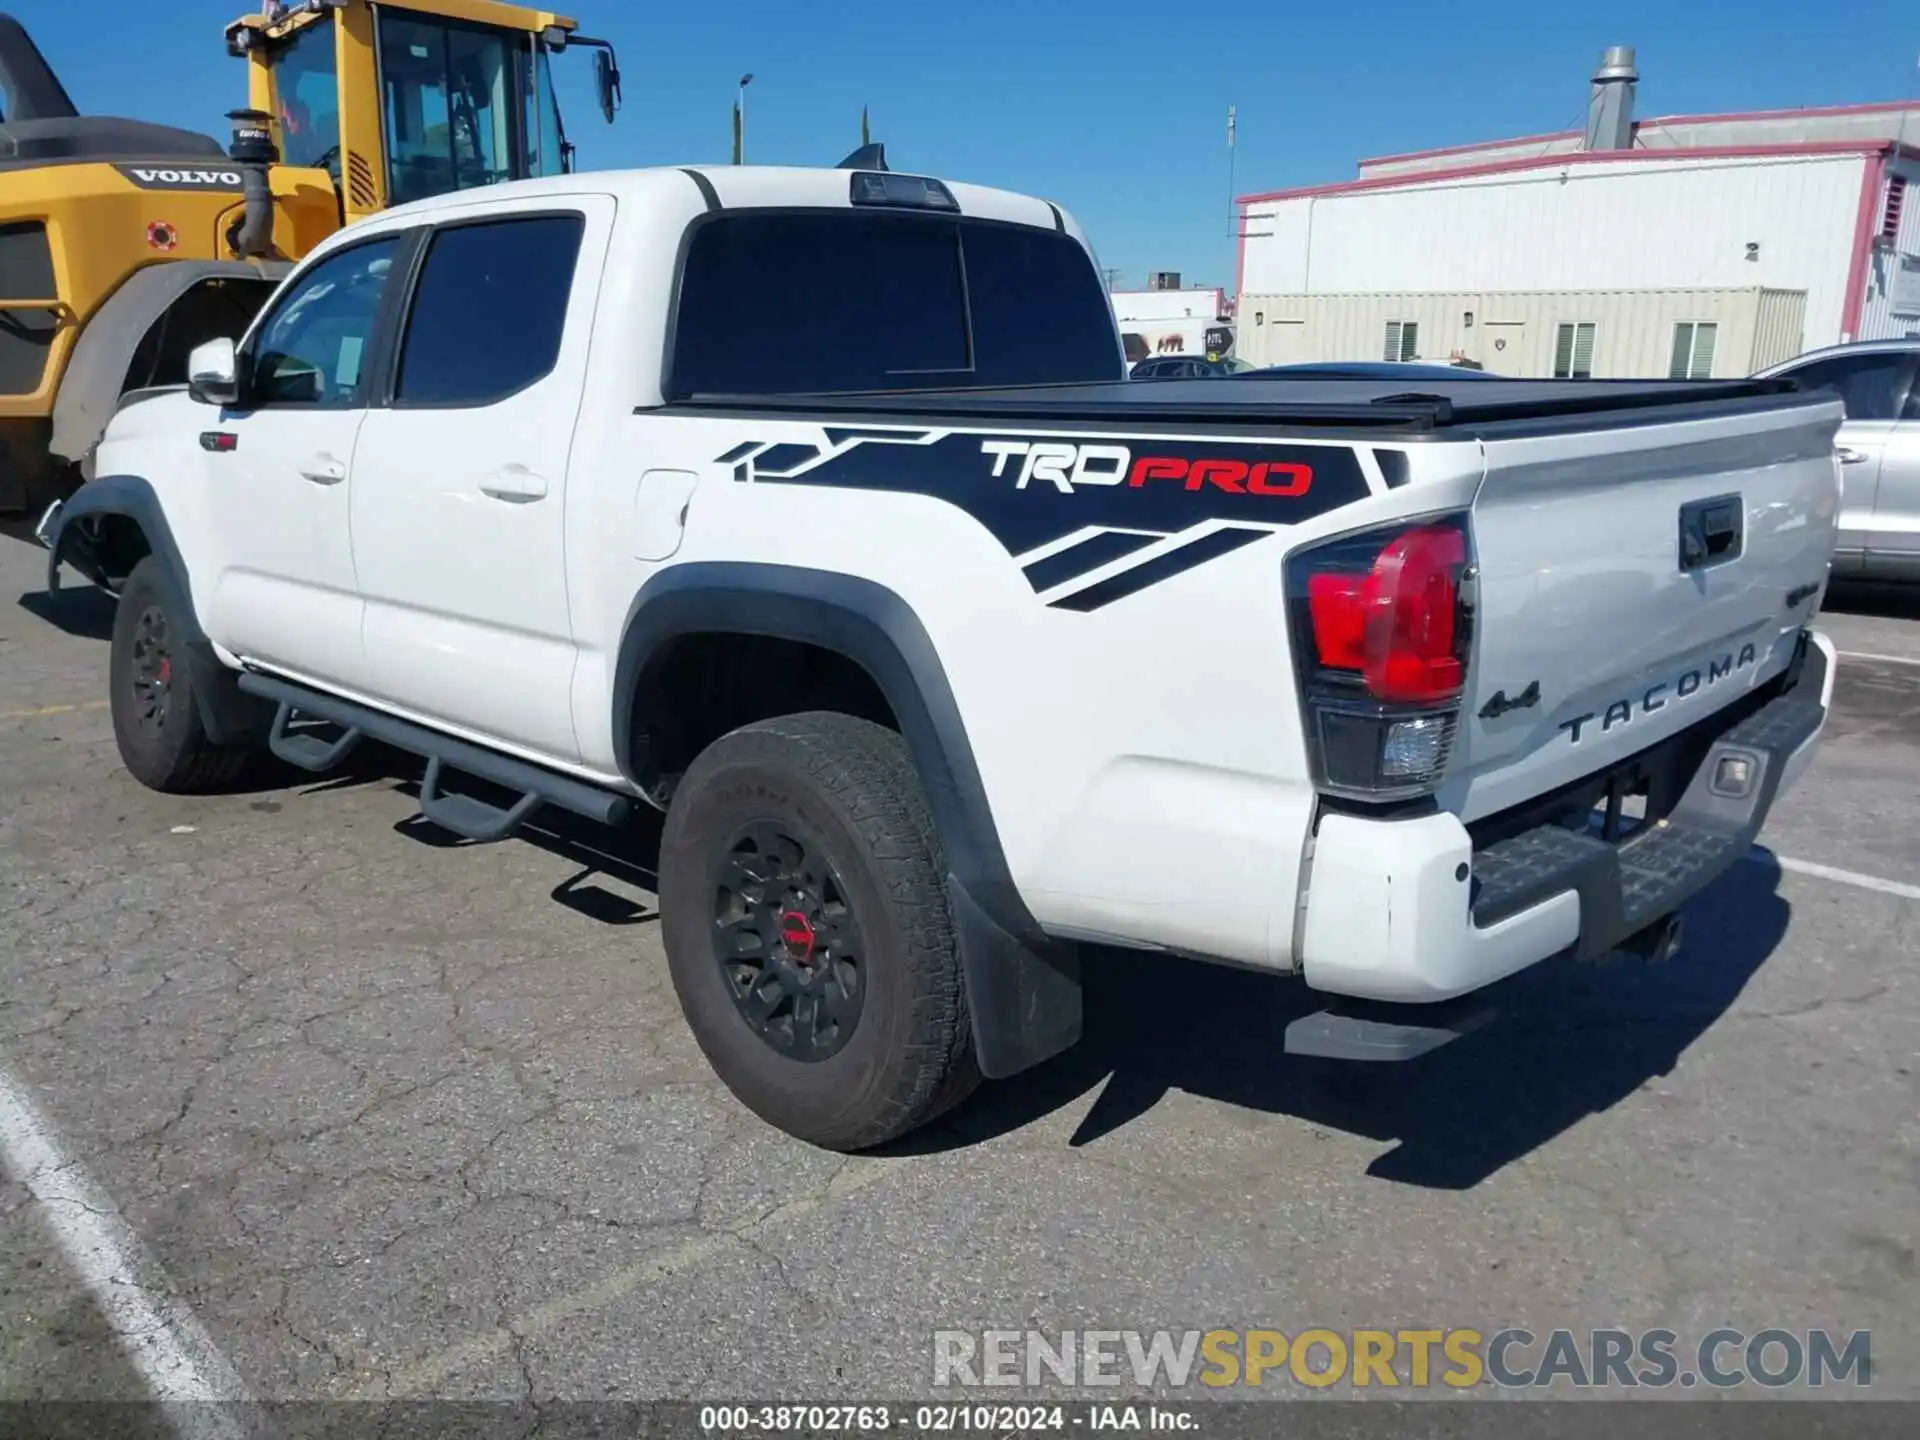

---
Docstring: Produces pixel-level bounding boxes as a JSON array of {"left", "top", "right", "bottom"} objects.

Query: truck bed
[{"left": 664, "top": 374, "right": 1816, "bottom": 435}]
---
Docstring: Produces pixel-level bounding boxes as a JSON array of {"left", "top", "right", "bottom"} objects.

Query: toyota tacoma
[{"left": 38, "top": 163, "right": 1844, "bottom": 1149}]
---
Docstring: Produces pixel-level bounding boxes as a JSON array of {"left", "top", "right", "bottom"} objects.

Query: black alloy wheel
[
  {"left": 127, "top": 603, "right": 174, "bottom": 736},
  {"left": 109, "top": 556, "right": 260, "bottom": 793},
  {"left": 659, "top": 711, "right": 981, "bottom": 1150},
  {"left": 711, "top": 820, "right": 865, "bottom": 1061}
]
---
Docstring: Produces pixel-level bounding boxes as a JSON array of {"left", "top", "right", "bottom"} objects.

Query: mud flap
[{"left": 949, "top": 877, "right": 1082, "bottom": 1078}]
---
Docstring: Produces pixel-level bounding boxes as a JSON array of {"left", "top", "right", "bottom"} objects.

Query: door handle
[
  {"left": 299, "top": 453, "right": 346, "bottom": 485},
  {"left": 478, "top": 466, "right": 549, "bottom": 502},
  {"left": 1836, "top": 447, "right": 1869, "bottom": 465}
]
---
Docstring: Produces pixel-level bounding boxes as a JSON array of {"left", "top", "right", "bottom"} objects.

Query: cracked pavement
[{"left": 1, "top": 534, "right": 1916, "bottom": 1404}]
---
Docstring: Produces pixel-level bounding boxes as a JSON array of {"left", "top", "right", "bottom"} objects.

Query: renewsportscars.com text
[{"left": 931, "top": 1327, "right": 1872, "bottom": 1391}]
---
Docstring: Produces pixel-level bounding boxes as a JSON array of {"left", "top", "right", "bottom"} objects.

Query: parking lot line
[
  {"left": 1768, "top": 853, "right": 1920, "bottom": 902},
  {"left": 0, "top": 1066, "right": 255, "bottom": 1433},
  {"left": 374, "top": 1155, "right": 906, "bottom": 1398},
  {"left": 1837, "top": 649, "right": 1920, "bottom": 668},
  {"left": 0, "top": 699, "right": 109, "bottom": 722}
]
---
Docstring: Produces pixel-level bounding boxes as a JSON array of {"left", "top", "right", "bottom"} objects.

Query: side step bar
[{"left": 238, "top": 672, "right": 632, "bottom": 843}]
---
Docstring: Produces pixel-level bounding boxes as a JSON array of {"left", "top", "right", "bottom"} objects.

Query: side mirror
[
  {"left": 593, "top": 48, "right": 621, "bottom": 124},
  {"left": 187, "top": 337, "right": 240, "bottom": 407}
]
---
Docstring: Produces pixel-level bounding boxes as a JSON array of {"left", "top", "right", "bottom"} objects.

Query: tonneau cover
[{"left": 671, "top": 375, "right": 1820, "bottom": 435}]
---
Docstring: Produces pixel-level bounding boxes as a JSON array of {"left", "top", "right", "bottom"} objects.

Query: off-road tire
[
  {"left": 109, "top": 556, "right": 256, "bottom": 793},
  {"left": 660, "top": 711, "right": 980, "bottom": 1150}
]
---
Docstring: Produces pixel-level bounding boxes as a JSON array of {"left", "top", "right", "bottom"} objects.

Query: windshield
[
  {"left": 379, "top": 13, "right": 526, "bottom": 205},
  {"left": 268, "top": 15, "right": 341, "bottom": 180}
]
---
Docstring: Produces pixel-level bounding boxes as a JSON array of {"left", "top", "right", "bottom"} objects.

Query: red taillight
[
  {"left": 1286, "top": 514, "right": 1474, "bottom": 802},
  {"left": 1306, "top": 571, "right": 1366, "bottom": 669},
  {"left": 1305, "top": 524, "right": 1465, "bottom": 703}
]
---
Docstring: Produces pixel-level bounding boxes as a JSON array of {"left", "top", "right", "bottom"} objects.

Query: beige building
[
  {"left": 1235, "top": 286, "right": 1808, "bottom": 378},
  {"left": 1232, "top": 47, "right": 1920, "bottom": 377}
]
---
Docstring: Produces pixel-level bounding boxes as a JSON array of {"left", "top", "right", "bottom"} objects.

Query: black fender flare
[
  {"left": 47, "top": 473, "right": 187, "bottom": 601},
  {"left": 613, "top": 562, "right": 1082, "bottom": 1079},
  {"left": 46, "top": 475, "right": 268, "bottom": 746}
]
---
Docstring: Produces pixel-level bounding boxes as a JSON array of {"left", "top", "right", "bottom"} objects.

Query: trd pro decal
[
  {"left": 981, "top": 439, "right": 1312, "bottom": 498},
  {"left": 718, "top": 427, "right": 1368, "bottom": 610}
]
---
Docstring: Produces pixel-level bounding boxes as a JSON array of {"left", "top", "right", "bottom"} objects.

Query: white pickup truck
[{"left": 39, "top": 163, "right": 1844, "bottom": 1150}]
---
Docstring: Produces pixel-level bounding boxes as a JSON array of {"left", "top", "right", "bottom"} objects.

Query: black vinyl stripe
[
  {"left": 823, "top": 427, "right": 933, "bottom": 446},
  {"left": 1373, "top": 448, "right": 1411, "bottom": 488},
  {"left": 1021, "top": 530, "right": 1163, "bottom": 592},
  {"left": 680, "top": 168, "right": 721, "bottom": 211},
  {"left": 729, "top": 431, "right": 1372, "bottom": 556},
  {"left": 1048, "top": 528, "right": 1271, "bottom": 612},
  {"left": 715, "top": 440, "right": 761, "bottom": 464}
]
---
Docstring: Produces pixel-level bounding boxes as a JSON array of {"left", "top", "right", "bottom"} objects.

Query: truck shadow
[
  {"left": 397, "top": 775, "right": 1791, "bottom": 1188},
  {"left": 898, "top": 855, "right": 1792, "bottom": 1189},
  {"left": 177, "top": 717, "right": 1792, "bottom": 1191},
  {"left": 16, "top": 585, "right": 117, "bottom": 642}
]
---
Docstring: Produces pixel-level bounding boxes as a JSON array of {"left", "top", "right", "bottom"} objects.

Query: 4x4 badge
[{"left": 1479, "top": 680, "right": 1541, "bottom": 719}]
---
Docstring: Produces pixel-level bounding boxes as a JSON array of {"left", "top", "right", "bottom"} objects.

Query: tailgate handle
[{"left": 1679, "top": 495, "right": 1743, "bottom": 572}]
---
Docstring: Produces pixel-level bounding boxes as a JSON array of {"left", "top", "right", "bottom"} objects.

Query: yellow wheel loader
[{"left": 0, "top": 0, "right": 619, "bottom": 513}]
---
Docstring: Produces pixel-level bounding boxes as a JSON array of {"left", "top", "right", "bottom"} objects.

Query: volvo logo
[{"left": 114, "top": 165, "right": 245, "bottom": 191}]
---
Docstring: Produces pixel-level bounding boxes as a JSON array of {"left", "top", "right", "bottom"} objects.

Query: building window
[
  {"left": 1383, "top": 320, "right": 1418, "bottom": 363},
  {"left": 1553, "top": 322, "right": 1596, "bottom": 380},
  {"left": 1669, "top": 322, "right": 1717, "bottom": 380}
]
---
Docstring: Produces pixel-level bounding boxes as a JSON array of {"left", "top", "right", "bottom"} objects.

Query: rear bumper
[{"left": 1300, "top": 630, "right": 1834, "bottom": 1003}]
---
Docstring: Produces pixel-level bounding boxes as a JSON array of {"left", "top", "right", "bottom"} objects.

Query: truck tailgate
[{"left": 1449, "top": 396, "right": 1843, "bottom": 823}]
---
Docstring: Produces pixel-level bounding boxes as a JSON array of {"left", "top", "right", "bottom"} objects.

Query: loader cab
[{"left": 229, "top": 1, "right": 618, "bottom": 220}]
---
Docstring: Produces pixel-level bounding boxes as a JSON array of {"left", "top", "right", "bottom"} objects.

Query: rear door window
[
  {"left": 668, "top": 210, "right": 1119, "bottom": 398},
  {"left": 393, "top": 213, "right": 583, "bottom": 406}
]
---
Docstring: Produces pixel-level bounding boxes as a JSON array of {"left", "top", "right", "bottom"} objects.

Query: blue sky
[{"left": 17, "top": 0, "right": 1916, "bottom": 289}]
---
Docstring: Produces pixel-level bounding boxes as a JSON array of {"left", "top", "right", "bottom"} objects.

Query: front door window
[{"left": 247, "top": 236, "right": 401, "bottom": 407}]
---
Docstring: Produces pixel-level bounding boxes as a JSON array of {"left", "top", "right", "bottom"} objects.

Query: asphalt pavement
[{"left": 0, "top": 532, "right": 1915, "bottom": 1417}]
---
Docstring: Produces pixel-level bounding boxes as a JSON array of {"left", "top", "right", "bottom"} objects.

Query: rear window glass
[{"left": 668, "top": 210, "right": 1120, "bottom": 398}]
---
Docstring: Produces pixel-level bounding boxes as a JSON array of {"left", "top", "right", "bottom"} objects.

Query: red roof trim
[
  {"left": 1239, "top": 140, "right": 1894, "bottom": 207},
  {"left": 1358, "top": 99, "right": 1920, "bottom": 170},
  {"left": 1841, "top": 152, "right": 1887, "bottom": 342}
]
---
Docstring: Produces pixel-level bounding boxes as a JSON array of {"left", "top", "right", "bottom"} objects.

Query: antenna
[
  {"left": 1226, "top": 104, "right": 1238, "bottom": 294},
  {"left": 837, "top": 142, "right": 887, "bottom": 171}
]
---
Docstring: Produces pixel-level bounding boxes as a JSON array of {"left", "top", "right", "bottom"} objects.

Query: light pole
[{"left": 738, "top": 73, "right": 753, "bottom": 164}]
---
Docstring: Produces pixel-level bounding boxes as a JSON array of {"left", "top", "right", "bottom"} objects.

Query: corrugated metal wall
[
  {"left": 1236, "top": 287, "right": 1807, "bottom": 377},
  {"left": 1239, "top": 153, "right": 1864, "bottom": 348},
  {"left": 1855, "top": 153, "right": 1920, "bottom": 341}
]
